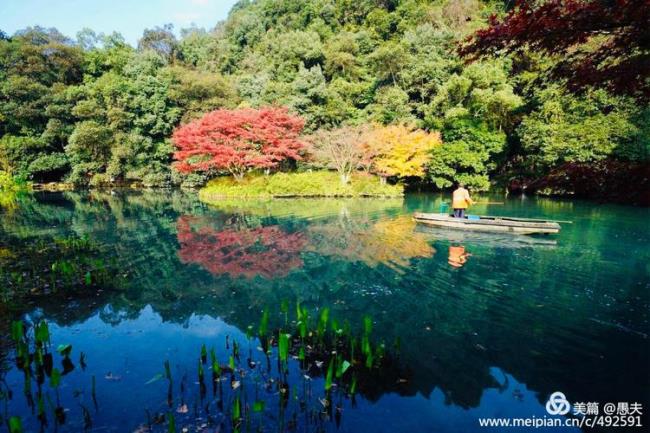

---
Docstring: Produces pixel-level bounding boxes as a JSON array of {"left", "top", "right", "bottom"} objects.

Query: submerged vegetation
[
  {"left": 2, "top": 319, "right": 91, "bottom": 433},
  {"left": 0, "top": 191, "right": 648, "bottom": 431},
  {"left": 0, "top": 1, "right": 647, "bottom": 201},
  {"left": 0, "top": 232, "right": 121, "bottom": 308},
  {"left": 3, "top": 305, "right": 408, "bottom": 433}
]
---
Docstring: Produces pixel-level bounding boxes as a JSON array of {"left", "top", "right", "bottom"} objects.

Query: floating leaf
[
  {"left": 84, "top": 271, "right": 91, "bottom": 285},
  {"left": 338, "top": 360, "right": 351, "bottom": 377},
  {"left": 56, "top": 344, "right": 72, "bottom": 357},
  {"left": 145, "top": 373, "right": 164, "bottom": 385}
]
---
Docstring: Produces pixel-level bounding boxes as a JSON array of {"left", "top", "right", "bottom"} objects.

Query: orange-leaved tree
[
  {"left": 363, "top": 124, "right": 441, "bottom": 182},
  {"left": 172, "top": 107, "right": 306, "bottom": 180}
]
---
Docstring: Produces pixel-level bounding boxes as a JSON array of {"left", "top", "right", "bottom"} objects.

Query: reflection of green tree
[
  {"left": 1, "top": 191, "right": 647, "bottom": 409},
  {"left": 203, "top": 197, "right": 405, "bottom": 220}
]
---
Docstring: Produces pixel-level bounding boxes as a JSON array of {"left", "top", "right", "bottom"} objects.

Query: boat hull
[{"left": 413, "top": 213, "right": 561, "bottom": 235}]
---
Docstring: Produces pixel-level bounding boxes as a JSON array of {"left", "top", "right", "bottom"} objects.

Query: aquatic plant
[
  {"left": 139, "top": 303, "right": 407, "bottom": 433},
  {"left": 0, "top": 233, "right": 123, "bottom": 307},
  {"left": 2, "top": 319, "right": 90, "bottom": 432}
]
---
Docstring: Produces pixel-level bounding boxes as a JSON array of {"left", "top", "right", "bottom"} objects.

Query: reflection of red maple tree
[{"left": 176, "top": 216, "right": 306, "bottom": 278}]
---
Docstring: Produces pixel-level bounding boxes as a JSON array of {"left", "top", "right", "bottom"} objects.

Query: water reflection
[
  {"left": 0, "top": 191, "right": 648, "bottom": 432},
  {"left": 448, "top": 244, "right": 470, "bottom": 268},
  {"left": 177, "top": 215, "right": 306, "bottom": 278}
]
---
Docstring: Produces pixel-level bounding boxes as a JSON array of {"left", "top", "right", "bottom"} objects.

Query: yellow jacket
[{"left": 452, "top": 187, "right": 474, "bottom": 209}]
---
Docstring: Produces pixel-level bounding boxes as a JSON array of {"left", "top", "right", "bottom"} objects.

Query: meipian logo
[{"left": 545, "top": 391, "right": 571, "bottom": 415}]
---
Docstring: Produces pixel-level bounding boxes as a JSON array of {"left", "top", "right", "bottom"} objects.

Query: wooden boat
[{"left": 413, "top": 212, "right": 561, "bottom": 235}]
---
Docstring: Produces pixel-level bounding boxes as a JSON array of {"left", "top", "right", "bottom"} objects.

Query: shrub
[{"left": 199, "top": 171, "right": 402, "bottom": 201}]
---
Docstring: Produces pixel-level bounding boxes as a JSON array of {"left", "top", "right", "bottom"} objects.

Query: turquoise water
[{"left": 1, "top": 191, "right": 648, "bottom": 432}]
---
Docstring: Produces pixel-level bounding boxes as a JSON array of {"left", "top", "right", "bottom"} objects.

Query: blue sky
[{"left": 0, "top": 0, "right": 240, "bottom": 46}]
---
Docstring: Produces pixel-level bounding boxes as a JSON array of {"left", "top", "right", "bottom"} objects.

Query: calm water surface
[{"left": 0, "top": 191, "right": 648, "bottom": 432}]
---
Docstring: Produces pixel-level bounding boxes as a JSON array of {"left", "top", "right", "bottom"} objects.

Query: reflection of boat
[
  {"left": 415, "top": 225, "right": 558, "bottom": 247},
  {"left": 413, "top": 213, "right": 561, "bottom": 235}
]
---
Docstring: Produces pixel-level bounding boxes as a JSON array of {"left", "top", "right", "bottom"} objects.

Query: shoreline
[{"left": 25, "top": 182, "right": 649, "bottom": 207}]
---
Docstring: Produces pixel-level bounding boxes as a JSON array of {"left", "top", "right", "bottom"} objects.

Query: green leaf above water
[
  {"left": 9, "top": 416, "right": 23, "bottom": 433},
  {"left": 337, "top": 360, "right": 351, "bottom": 378},
  {"left": 325, "top": 358, "right": 334, "bottom": 391},
  {"left": 167, "top": 413, "right": 176, "bottom": 433},
  {"left": 10, "top": 321, "right": 23, "bottom": 343},
  {"left": 50, "top": 368, "right": 61, "bottom": 388},
  {"left": 35, "top": 320, "right": 50, "bottom": 345},
  {"left": 232, "top": 397, "right": 241, "bottom": 420},
  {"left": 278, "top": 332, "right": 290, "bottom": 363},
  {"left": 258, "top": 309, "right": 269, "bottom": 338},
  {"left": 253, "top": 400, "right": 265, "bottom": 412},
  {"left": 56, "top": 344, "right": 72, "bottom": 357}
]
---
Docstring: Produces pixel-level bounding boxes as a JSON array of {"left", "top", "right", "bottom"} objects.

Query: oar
[{"left": 480, "top": 214, "right": 573, "bottom": 224}]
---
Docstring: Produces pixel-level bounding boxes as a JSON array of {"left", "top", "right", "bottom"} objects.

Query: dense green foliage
[
  {"left": 199, "top": 171, "right": 402, "bottom": 200},
  {"left": 0, "top": 0, "right": 647, "bottom": 191},
  {"left": 0, "top": 170, "right": 30, "bottom": 208}
]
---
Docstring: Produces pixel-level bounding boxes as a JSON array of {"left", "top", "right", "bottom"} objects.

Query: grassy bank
[{"left": 199, "top": 171, "right": 403, "bottom": 202}]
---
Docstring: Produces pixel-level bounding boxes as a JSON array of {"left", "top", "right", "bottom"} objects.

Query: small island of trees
[{"left": 0, "top": 0, "right": 648, "bottom": 204}]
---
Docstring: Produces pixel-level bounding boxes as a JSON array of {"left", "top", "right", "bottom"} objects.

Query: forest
[{"left": 0, "top": 0, "right": 648, "bottom": 200}]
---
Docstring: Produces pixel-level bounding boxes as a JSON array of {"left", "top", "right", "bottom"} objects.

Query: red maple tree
[
  {"left": 460, "top": 0, "right": 650, "bottom": 100},
  {"left": 172, "top": 107, "right": 306, "bottom": 179},
  {"left": 176, "top": 216, "right": 307, "bottom": 279}
]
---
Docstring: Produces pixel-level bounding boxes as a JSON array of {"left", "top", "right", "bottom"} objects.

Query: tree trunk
[
  {"left": 379, "top": 176, "right": 387, "bottom": 185},
  {"left": 340, "top": 173, "right": 350, "bottom": 185}
]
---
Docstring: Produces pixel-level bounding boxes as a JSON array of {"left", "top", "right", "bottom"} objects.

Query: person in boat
[{"left": 451, "top": 182, "right": 474, "bottom": 218}]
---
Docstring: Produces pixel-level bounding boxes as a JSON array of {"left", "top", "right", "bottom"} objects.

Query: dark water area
[{"left": 0, "top": 191, "right": 648, "bottom": 432}]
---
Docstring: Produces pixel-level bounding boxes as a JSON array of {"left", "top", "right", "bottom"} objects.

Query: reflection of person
[
  {"left": 448, "top": 245, "right": 471, "bottom": 268},
  {"left": 451, "top": 183, "right": 474, "bottom": 218}
]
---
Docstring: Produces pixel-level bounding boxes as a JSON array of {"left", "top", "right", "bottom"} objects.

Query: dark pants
[{"left": 453, "top": 208, "right": 465, "bottom": 218}]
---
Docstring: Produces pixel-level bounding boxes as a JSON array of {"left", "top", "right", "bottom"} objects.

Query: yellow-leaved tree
[{"left": 363, "top": 124, "right": 441, "bottom": 182}]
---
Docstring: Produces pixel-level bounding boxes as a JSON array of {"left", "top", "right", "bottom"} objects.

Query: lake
[{"left": 1, "top": 191, "right": 648, "bottom": 432}]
